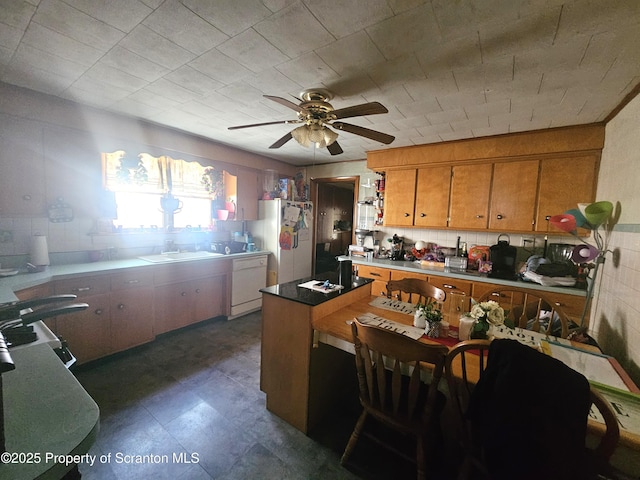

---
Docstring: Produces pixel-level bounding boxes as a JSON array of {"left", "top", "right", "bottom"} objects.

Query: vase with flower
[
  {"left": 414, "top": 300, "right": 443, "bottom": 338},
  {"left": 467, "top": 300, "right": 505, "bottom": 339}
]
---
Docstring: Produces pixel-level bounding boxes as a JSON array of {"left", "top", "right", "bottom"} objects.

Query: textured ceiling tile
[
  {"left": 396, "top": 98, "right": 441, "bottom": 117},
  {"left": 100, "top": 46, "right": 170, "bottom": 82},
  {"left": 33, "top": 0, "right": 125, "bottom": 51},
  {"left": 427, "top": 108, "right": 467, "bottom": 125},
  {"left": 1, "top": 62, "right": 72, "bottom": 95},
  {"left": 242, "top": 67, "right": 303, "bottom": 96},
  {"left": 143, "top": 0, "right": 229, "bottom": 55},
  {"left": 61, "top": 0, "right": 152, "bottom": 32},
  {"left": 275, "top": 52, "right": 339, "bottom": 88},
  {"left": 0, "top": 23, "right": 25, "bottom": 53},
  {"left": 188, "top": 49, "right": 253, "bottom": 84},
  {"left": 316, "top": 31, "right": 386, "bottom": 75},
  {"left": 21, "top": 23, "right": 104, "bottom": 67},
  {"left": 119, "top": 25, "right": 195, "bottom": 70},
  {"left": 81, "top": 63, "right": 148, "bottom": 92},
  {"left": 416, "top": 34, "right": 482, "bottom": 73},
  {"left": 555, "top": 0, "right": 640, "bottom": 41},
  {"left": 0, "top": 0, "right": 36, "bottom": 29},
  {"left": 10, "top": 43, "right": 86, "bottom": 79},
  {"left": 182, "top": 0, "right": 271, "bottom": 37},
  {"left": 437, "top": 91, "right": 486, "bottom": 110},
  {"left": 254, "top": 2, "right": 334, "bottom": 58},
  {"left": 143, "top": 77, "right": 204, "bottom": 103},
  {"left": 125, "top": 89, "right": 182, "bottom": 109},
  {"left": 305, "top": 0, "right": 393, "bottom": 38},
  {"left": 164, "top": 66, "right": 224, "bottom": 96},
  {"left": 217, "top": 29, "right": 289, "bottom": 74},
  {"left": 368, "top": 55, "right": 426, "bottom": 89},
  {"left": 366, "top": 5, "right": 440, "bottom": 59}
]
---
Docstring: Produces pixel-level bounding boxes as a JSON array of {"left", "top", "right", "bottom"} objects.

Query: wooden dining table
[
  {"left": 310, "top": 294, "right": 640, "bottom": 453},
  {"left": 260, "top": 278, "right": 640, "bottom": 453}
]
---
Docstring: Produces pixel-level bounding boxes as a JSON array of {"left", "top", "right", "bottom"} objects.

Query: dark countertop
[{"left": 260, "top": 273, "right": 373, "bottom": 307}]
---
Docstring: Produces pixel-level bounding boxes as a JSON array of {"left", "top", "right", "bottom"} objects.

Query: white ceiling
[{"left": 1, "top": 0, "right": 639, "bottom": 167}]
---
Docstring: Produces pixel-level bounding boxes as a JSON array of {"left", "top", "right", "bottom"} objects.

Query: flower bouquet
[{"left": 467, "top": 300, "right": 505, "bottom": 339}]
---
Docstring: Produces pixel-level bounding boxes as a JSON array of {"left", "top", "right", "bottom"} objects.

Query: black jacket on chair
[{"left": 466, "top": 339, "right": 592, "bottom": 480}]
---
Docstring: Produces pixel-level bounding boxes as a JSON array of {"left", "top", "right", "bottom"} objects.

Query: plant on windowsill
[{"left": 201, "top": 166, "right": 224, "bottom": 200}]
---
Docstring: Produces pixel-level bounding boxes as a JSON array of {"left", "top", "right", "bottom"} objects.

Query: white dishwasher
[{"left": 230, "top": 254, "right": 268, "bottom": 319}]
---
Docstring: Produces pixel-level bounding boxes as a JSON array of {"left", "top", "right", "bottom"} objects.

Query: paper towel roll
[
  {"left": 31, "top": 235, "right": 50, "bottom": 266},
  {"left": 458, "top": 315, "right": 475, "bottom": 341}
]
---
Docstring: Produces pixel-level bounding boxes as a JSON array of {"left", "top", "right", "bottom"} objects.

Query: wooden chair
[
  {"left": 476, "top": 286, "right": 571, "bottom": 338},
  {"left": 387, "top": 277, "right": 446, "bottom": 306},
  {"left": 341, "top": 319, "right": 449, "bottom": 480},
  {"left": 444, "top": 339, "right": 493, "bottom": 480},
  {"left": 445, "top": 340, "right": 620, "bottom": 480}
]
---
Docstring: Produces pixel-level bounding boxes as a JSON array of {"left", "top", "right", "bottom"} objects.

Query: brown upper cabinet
[{"left": 371, "top": 124, "right": 604, "bottom": 233}]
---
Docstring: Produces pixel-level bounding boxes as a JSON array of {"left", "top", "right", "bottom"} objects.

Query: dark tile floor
[{"left": 73, "top": 312, "right": 460, "bottom": 479}]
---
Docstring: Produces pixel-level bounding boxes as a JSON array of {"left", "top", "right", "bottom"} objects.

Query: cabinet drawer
[
  {"left": 110, "top": 268, "right": 154, "bottom": 291},
  {"left": 356, "top": 265, "right": 391, "bottom": 281},
  {"left": 545, "top": 292, "right": 588, "bottom": 324},
  {"left": 55, "top": 275, "right": 110, "bottom": 297}
]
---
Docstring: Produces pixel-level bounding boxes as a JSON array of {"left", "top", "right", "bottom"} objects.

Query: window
[{"left": 102, "top": 150, "right": 217, "bottom": 229}]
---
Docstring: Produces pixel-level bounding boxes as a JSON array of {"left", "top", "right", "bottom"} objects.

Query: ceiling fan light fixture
[{"left": 292, "top": 124, "right": 338, "bottom": 149}]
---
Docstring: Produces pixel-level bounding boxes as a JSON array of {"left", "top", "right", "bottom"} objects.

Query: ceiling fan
[{"left": 228, "top": 88, "right": 395, "bottom": 155}]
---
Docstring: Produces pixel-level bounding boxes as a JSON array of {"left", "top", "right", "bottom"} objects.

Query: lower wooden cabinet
[
  {"left": 111, "top": 286, "right": 155, "bottom": 353},
  {"left": 427, "top": 276, "right": 473, "bottom": 327},
  {"left": 39, "top": 260, "right": 230, "bottom": 365},
  {"left": 356, "top": 264, "right": 391, "bottom": 297},
  {"left": 55, "top": 293, "right": 112, "bottom": 364}
]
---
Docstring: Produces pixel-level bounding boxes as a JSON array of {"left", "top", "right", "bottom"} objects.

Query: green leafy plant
[{"left": 416, "top": 300, "right": 442, "bottom": 323}]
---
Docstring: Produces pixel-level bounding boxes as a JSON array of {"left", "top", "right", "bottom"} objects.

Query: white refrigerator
[{"left": 256, "top": 199, "right": 314, "bottom": 285}]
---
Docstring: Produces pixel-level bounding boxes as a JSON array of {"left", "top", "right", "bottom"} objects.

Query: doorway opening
[{"left": 310, "top": 176, "right": 359, "bottom": 275}]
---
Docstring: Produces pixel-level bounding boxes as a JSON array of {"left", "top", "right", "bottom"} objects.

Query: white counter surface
[
  {"left": 343, "top": 255, "right": 587, "bottom": 297},
  {"left": 0, "top": 251, "right": 269, "bottom": 304}
]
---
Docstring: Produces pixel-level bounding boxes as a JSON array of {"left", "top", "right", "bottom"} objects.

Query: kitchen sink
[{"left": 138, "top": 251, "right": 224, "bottom": 263}]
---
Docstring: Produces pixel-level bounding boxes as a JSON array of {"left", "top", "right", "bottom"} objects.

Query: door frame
[{"left": 310, "top": 176, "right": 359, "bottom": 274}]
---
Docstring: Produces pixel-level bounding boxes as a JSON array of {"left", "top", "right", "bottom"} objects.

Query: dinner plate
[{"left": 0, "top": 269, "right": 19, "bottom": 277}]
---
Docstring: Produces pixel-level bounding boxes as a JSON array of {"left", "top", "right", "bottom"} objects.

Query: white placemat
[{"left": 368, "top": 296, "right": 416, "bottom": 315}]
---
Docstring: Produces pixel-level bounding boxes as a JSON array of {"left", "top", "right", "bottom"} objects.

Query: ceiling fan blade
[
  {"left": 327, "top": 141, "right": 343, "bottom": 155},
  {"left": 228, "top": 120, "right": 298, "bottom": 130},
  {"left": 269, "top": 132, "right": 293, "bottom": 149},
  {"left": 264, "top": 95, "right": 303, "bottom": 112},
  {"left": 332, "top": 102, "right": 388, "bottom": 120},
  {"left": 331, "top": 122, "right": 395, "bottom": 144}
]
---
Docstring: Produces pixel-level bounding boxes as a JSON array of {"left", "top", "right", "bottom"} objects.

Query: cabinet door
[
  {"left": 414, "top": 166, "right": 451, "bottom": 228},
  {"left": 428, "top": 277, "right": 472, "bottom": 327},
  {"left": 356, "top": 264, "right": 390, "bottom": 297},
  {"left": 237, "top": 168, "right": 259, "bottom": 221},
  {"left": 489, "top": 160, "right": 539, "bottom": 231},
  {"left": 111, "top": 286, "right": 155, "bottom": 352},
  {"left": 56, "top": 293, "right": 112, "bottom": 365},
  {"left": 0, "top": 117, "right": 46, "bottom": 216},
  {"left": 154, "top": 281, "right": 193, "bottom": 334},
  {"left": 449, "top": 164, "right": 492, "bottom": 229},
  {"left": 43, "top": 127, "right": 102, "bottom": 219},
  {"left": 535, "top": 156, "right": 598, "bottom": 233},
  {"left": 383, "top": 169, "right": 417, "bottom": 226},
  {"left": 192, "top": 275, "right": 226, "bottom": 321}
]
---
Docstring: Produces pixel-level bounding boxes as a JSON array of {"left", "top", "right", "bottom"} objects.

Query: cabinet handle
[
  {"left": 117, "top": 304, "right": 125, "bottom": 310},
  {"left": 195, "top": 289, "right": 201, "bottom": 293},
  {"left": 74, "top": 287, "right": 91, "bottom": 292},
  {"left": 475, "top": 215, "right": 484, "bottom": 219},
  {"left": 404, "top": 212, "right": 410, "bottom": 217},
  {"left": 420, "top": 213, "right": 426, "bottom": 217},
  {"left": 545, "top": 215, "right": 551, "bottom": 221},
  {"left": 125, "top": 279, "right": 140, "bottom": 284},
  {"left": 496, "top": 214, "right": 503, "bottom": 220},
  {"left": 370, "top": 272, "right": 382, "bottom": 277},
  {"left": 181, "top": 292, "right": 187, "bottom": 296},
  {"left": 442, "top": 284, "right": 457, "bottom": 290},
  {"left": 94, "top": 309, "right": 103, "bottom": 315}
]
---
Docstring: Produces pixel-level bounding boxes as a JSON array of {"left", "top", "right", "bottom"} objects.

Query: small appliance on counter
[
  {"left": 488, "top": 234, "right": 517, "bottom": 279},
  {"left": 389, "top": 234, "right": 404, "bottom": 261}
]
